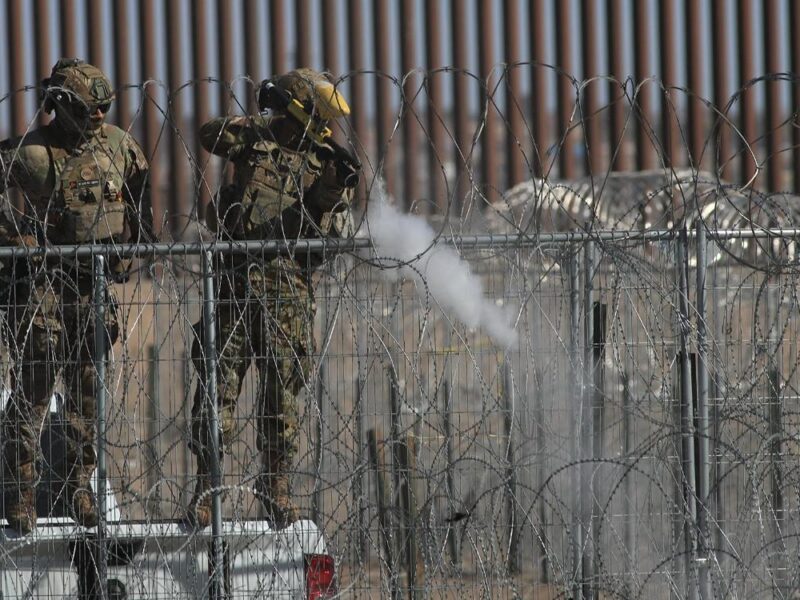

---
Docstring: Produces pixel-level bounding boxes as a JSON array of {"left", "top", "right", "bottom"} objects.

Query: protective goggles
[
  {"left": 50, "top": 90, "right": 112, "bottom": 117},
  {"left": 68, "top": 99, "right": 112, "bottom": 117}
]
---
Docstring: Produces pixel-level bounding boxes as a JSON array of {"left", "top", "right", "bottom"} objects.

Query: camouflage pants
[
  {"left": 190, "top": 264, "right": 315, "bottom": 477},
  {"left": 1, "top": 269, "right": 118, "bottom": 492}
]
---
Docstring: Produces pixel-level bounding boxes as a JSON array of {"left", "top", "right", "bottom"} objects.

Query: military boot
[
  {"left": 186, "top": 472, "right": 213, "bottom": 528},
  {"left": 186, "top": 453, "right": 217, "bottom": 529},
  {"left": 68, "top": 483, "right": 99, "bottom": 528},
  {"left": 258, "top": 471, "right": 299, "bottom": 530},
  {"left": 6, "top": 486, "right": 37, "bottom": 534}
]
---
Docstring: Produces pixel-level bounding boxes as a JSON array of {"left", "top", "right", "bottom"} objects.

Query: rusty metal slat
[
  {"left": 556, "top": 0, "right": 576, "bottom": 179},
  {"left": 345, "top": 1, "right": 367, "bottom": 134},
  {"left": 346, "top": 0, "right": 369, "bottom": 213},
  {"left": 8, "top": 0, "right": 26, "bottom": 137},
  {"left": 633, "top": 0, "right": 655, "bottom": 170},
  {"left": 34, "top": 0, "right": 52, "bottom": 126},
  {"left": 322, "top": 0, "right": 346, "bottom": 175},
  {"left": 764, "top": 0, "right": 782, "bottom": 192},
  {"left": 581, "top": 0, "right": 602, "bottom": 175},
  {"left": 34, "top": 0, "right": 52, "bottom": 76},
  {"left": 5, "top": 0, "right": 26, "bottom": 213},
  {"left": 112, "top": 0, "right": 131, "bottom": 130},
  {"left": 270, "top": 0, "right": 288, "bottom": 75},
  {"left": 192, "top": 0, "right": 212, "bottom": 218},
  {"left": 166, "top": 0, "right": 188, "bottom": 238},
  {"left": 244, "top": 0, "right": 261, "bottom": 113},
  {"left": 737, "top": 0, "right": 757, "bottom": 186},
  {"left": 140, "top": 0, "right": 162, "bottom": 236},
  {"left": 5, "top": 0, "right": 25, "bottom": 213},
  {"left": 87, "top": 0, "right": 104, "bottom": 69},
  {"left": 425, "top": 0, "right": 447, "bottom": 212},
  {"left": 60, "top": 0, "right": 78, "bottom": 57},
  {"left": 711, "top": 0, "right": 732, "bottom": 181},
  {"left": 400, "top": 0, "right": 420, "bottom": 209},
  {"left": 374, "top": 0, "right": 394, "bottom": 198},
  {"left": 322, "top": 0, "right": 338, "bottom": 73},
  {"left": 295, "top": 0, "right": 312, "bottom": 69},
  {"left": 451, "top": 0, "right": 471, "bottom": 213},
  {"left": 217, "top": 0, "right": 234, "bottom": 114},
  {"left": 686, "top": 0, "right": 705, "bottom": 170},
  {"left": 504, "top": 0, "right": 526, "bottom": 185},
  {"left": 530, "top": 0, "right": 548, "bottom": 178},
  {"left": 711, "top": 0, "right": 733, "bottom": 181},
  {"left": 478, "top": 0, "right": 501, "bottom": 200},
  {"left": 659, "top": 0, "right": 679, "bottom": 167},
  {"left": 791, "top": 0, "right": 800, "bottom": 191},
  {"left": 607, "top": 0, "right": 629, "bottom": 171}
]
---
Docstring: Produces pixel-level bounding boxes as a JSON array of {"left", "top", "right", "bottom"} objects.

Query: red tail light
[{"left": 305, "top": 554, "right": 337, "bottom": 599}]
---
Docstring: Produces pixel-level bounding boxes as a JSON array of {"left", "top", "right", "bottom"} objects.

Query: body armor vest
[
  {"left": 48, "top": 142, "right": 127, "bottom": 244},
  {"left": 235, "top": 140, "right": 322, "bottom": 239}
]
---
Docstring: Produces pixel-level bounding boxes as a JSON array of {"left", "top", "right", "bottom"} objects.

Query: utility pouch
[{"left": 50, "top": 151, "right": 126, "bottom": 244}]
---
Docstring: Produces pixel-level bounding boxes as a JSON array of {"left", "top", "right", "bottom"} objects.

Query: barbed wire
[{"left": 0, "top": 67, "right": 799, "bottom": 598}]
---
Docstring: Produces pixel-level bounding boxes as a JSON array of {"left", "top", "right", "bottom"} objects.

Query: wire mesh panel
[{"left": 4, "top": 61, "right": 800, "bottom": 598}]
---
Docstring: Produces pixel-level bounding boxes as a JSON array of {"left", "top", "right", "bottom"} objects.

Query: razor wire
[{"left": 0, "top": 68, "right": 800, "bottom": 598}]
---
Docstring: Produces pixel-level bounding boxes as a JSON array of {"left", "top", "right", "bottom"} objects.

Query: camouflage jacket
[
  {"left": 0, "top": 122, "right": 152, "bottom": 246},
  {"left": 200, "top": 114, "right": 352, "bottom": 246}
]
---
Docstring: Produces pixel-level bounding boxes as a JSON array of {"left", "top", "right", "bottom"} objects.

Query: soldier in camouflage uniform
[
  {"left": 187, "top": 68, "right": 358, "bottom": 529},
  {"left": 0, "top": 59, "right": 151, "bottom": 533}
]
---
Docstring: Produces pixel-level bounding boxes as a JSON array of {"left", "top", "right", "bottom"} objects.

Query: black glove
[
  {"left": 335, "top": 157, "right": 360, "bottom": 189},
  {"left": 109, "top": 258, "right": 132, "bottom": 284},
  {"left": 315, "top": 141, "right": 361, "bottom": 189}
]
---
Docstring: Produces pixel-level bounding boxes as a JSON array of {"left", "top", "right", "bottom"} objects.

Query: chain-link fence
[
  {"left": 0, "top": 224, "right": 798, "bottom": 598},
  {"left": 3, "top": 61, "right": 800, "bottom": 597}
]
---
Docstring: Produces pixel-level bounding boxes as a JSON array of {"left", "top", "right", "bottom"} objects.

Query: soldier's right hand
[
  {"left": 9, "top": 234, "right": 38, "bottom": 248},
  {"left": 8, "top": 234, "right": 43, "bottom": 266}
]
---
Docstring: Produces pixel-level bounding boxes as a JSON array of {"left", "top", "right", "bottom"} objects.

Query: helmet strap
[{"left": 282, "top": 95, "right": 332, "bottom": 144}]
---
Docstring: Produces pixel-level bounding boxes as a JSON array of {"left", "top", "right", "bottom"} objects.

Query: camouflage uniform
[
  {"left": 188, "top": 69, "right": 355, "bottom": 528},
  {"left": 0, "top": 59, "right": 151, "bottom": 533}
]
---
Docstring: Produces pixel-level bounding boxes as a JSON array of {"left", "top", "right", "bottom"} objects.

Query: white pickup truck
[{"left": 0, "top": 395, "right": 337, "bottom": 599}]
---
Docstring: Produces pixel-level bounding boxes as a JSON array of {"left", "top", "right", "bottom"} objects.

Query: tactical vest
[
  {"left": 236, "top": 140, "right": 322, "bottom": 239},
  {"left": 48, "top": 142, "right": 127, "bottom": 244}
]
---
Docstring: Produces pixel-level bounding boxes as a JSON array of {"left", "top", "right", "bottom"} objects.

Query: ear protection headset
[{"left": 40, "top": 58, "right": 85, "bottom": 114}]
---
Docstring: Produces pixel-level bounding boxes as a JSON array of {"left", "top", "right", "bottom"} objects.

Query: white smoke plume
[{"left": 362, "top": 182, "right": 518, "bottom": 347}]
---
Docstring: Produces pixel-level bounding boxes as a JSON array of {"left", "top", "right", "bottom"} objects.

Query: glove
[
  {"left": 335, "top": 158, "right": 360, "bottom": 189},
  {"left": 110, "top": 258, "right": 133, "bottom": 284},
  {"left": 9, "top": 234, "right": 38, "bottom": 248},
  {"left": 9, "top": 234, "right": 42, "bottom": 265},
  {"left": 314, "top": 141, "right": 362, "bottom": 189}
]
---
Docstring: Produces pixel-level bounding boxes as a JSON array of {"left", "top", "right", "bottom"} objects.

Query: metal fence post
[
  {"left": 202, "top": 250, "right": 225, "bottom": 599},
  {"left": 146, "top": 344, "right": 161, "bottom": 517},
  {"left": 621, "top": 371, "right": 635, "bottom": 596},
  {"left": 502, "top": 359, "right": 518, "bottom": 575},
  {"left": 533, "top": 368, "right": 549, "bottom": 584},
  {"left": 764, "top": 246, "right": 786, "bottom": 596},
  {"left": 93, "top": 254, "right": 108, "bottom": 599},
  {"left": 442, "top": 377, "right": 460, "bottom": 568},
  {"left": 581, "top": 240, "right": 596, "bottom": 600},
  {"left": 676, "top": 230, "right": 699, "bottom": 600},
  {"left": 312, "top": 358, "right": 325, "bottom": 523},
  {"left": 354, "top": 373, "right": 367, "bottom": 562},
  {"left": 568, "top": 244, "right": 583, "bottom": 599},
  {"left": 367, "top": 428, "right": 401, "bottom": 600},
  {"left": 591, "top": 299, "right": 607, "bottom": 586},
  {"left": 695, "top": 222, "right": 712, "bottom": 600}
]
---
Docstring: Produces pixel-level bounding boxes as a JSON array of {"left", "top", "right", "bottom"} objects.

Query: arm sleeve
[
  {"left": 306, "top": 160, "right": 353, "bottom": 215},
  {"left": 123, "top": 140, "right": 154, "bottom": 243},
  {"left": 199, "top": 115, "right": 273, "bottom": 160},
  {"left": 0, "top": 142, "right": 27, "bottom": 245}
]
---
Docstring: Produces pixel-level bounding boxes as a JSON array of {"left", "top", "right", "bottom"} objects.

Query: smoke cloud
[{"left": 362, "top": 183, "right": 518, "bottom": 347}]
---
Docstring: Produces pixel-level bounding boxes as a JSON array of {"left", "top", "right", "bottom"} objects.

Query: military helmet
[
  {"left": 270, "top": 68, "right": 350, "bottom": 121},
  {"left": 42, "top": 58, "right": 114, "bottom": 114}
]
